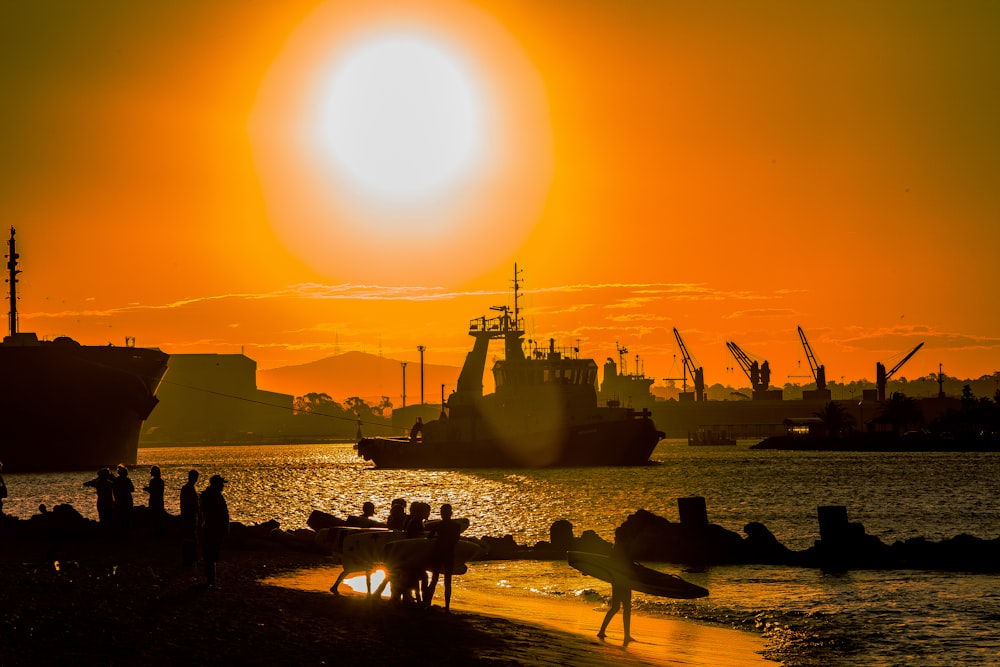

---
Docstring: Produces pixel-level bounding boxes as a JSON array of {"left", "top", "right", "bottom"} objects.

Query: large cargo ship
[
  {"left": 0, "top": 228, "right": 169, "bottom": 472},
  {"left": 356, "top": 267, "right": 663, "bottom": 468}
]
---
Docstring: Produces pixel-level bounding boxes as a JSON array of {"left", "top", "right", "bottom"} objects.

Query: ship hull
[
  {"left": 356, "top": 412, "right": 662, "bottom": 469},
  {"left": 0, "top": 342, "right": 169, "bottom": 472}
]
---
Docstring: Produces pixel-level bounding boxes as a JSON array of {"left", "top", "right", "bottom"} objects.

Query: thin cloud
[
  {"left": 607, "top": 313, "right": 670, "bottom": 323},
  {"left": 724, "top": 308, "right": 797, "bottom": 319},
  {"left": 25, "top": 283, "right": 496, "bottom": 321},
  {"left": 606, "top": 297, "right": 659, "bottom": 309},
  {"left": 29, "top": 279, "right": 795, "bottom": 322},
  {"left": 841, "top": 327, "right": 1000, "bottom": 353}
]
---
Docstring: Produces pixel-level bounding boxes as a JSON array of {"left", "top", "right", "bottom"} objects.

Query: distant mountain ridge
[{"left": 257, "top": 350, "right": 462, "bottom": 405}]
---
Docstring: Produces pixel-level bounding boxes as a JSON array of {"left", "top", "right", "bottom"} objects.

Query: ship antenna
[
  {"left": 512, "top": 262, "right": 520, "bottom": 329},
  {"left": 6, "top": 226, "right": 20, "bottom": 337}
]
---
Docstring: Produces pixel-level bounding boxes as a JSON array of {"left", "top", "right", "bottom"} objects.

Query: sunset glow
[
  {"left": 316, "top": 33, "right": 486, "bottom": 202},
  {"left": 1, "top": 0, "right": 998, "bottom": 391},
  {"left": 249, "top": 1, "right": 552, "bottom": 285}
]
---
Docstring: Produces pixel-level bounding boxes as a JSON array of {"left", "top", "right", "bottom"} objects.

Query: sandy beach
[
  {"left": 0, "top": 526, "right": 773, "bottom": 666},
  {"left": 266, "top": 565, "right": 773, "bottom": 666}
]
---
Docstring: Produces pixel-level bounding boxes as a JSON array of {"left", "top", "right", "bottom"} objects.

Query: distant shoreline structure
[{"left": 143, "top": 345, "right": 999, "bottom": 446}]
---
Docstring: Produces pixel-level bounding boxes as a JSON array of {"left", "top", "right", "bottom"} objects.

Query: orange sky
[{"left": 1, "top": 0, "right": 998, "bottom": 396}]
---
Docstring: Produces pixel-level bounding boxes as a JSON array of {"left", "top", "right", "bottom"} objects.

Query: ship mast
[
  {"left": 512, "top": 263, "right": 521, "bottom": 332},
  {"left": 6, "top": 226, "right": 20, "bottom": 337},
  {"left": 506, "top": 263, "right": 525, "bottom": 361}
]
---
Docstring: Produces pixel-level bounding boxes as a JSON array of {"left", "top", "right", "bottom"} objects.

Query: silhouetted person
[
  {"left": 400, "top": 502, "right": 430, "bottom": 603},
  {"left": 83, "top": 468, "right": 115, "bottom": 529},
  {"left": 143, "top": 465, "right": 165, "bottom": 535},
  {"left": 347, "top": 500, "right": 382, "bottom": 527},
  {"left": 404, "top": 501, "right": 428, "bottom": 538},
  {"left": 112, "top": 465, "right": 135, "bottom": 536},
  {"left": 200, "top": 474, "right": 230, "bottom": 589},
  {"left": 330, "top": 501, "right": 380, "bottom": 595},
  {"left": 0, "top": 461, "right": 7, "bottom": 515},
  {"left": 424, "top": 503, "right": 462, "bottom": 611},
  {"left": 410, "top": 417, "right": 423, "bottom": 441},
  {"left": 597, "top": 527, "right": 635, "bottom": 645},
  {"left": 386, "top": 498, "right": 407, "bottom": 531},
  {"left": 180, "top": 469, "right": 200, "bottom": 567},
  {"left": 379, "top": 501, "right": 429, "bottom": 603}
]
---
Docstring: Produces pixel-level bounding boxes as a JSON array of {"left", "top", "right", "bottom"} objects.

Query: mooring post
[
  {"left": 678, "top": 496, "right": 709, "bottom": 527},
  {"left": 817, "top": 505, "right": 849, "bottom": 543}
]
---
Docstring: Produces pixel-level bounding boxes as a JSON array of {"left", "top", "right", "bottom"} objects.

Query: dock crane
[
  {"left": 797, "top": 326, "right": 831, "bottom": 400},
  {"left": 672, "top": 328, "right": 705, "bottom": 401},
  {"left": 876, "top": 343, "right": 924, "bottom": 401},
  {"left": 726, "top": 341, "right": 780, "bottom": 400}
]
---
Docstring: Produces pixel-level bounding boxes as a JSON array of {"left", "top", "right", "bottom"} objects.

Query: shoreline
[
  {"left": 0, "top": 528, "right": 774, "bottom": 666},
  {"left": 265, "top": 565, "right": 774, "bottom": 666}
]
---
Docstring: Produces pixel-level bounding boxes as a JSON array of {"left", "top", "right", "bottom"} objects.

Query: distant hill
[{"left": 257, "top": 350, "right": 463, "bottom": 406}]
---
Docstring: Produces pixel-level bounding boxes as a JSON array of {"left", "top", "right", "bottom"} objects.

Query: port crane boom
[
  {"left": 797, "top": 326, "right": 826, "bottom": 391},
  {"left": 726, "top": 341, "right": 771, "bottom": 397},
  {"left": 673, "top": 328, "right": 705, "bottom": 401},
  {"left": 876, "top": 342, "right": 924, "bottom": 401}
]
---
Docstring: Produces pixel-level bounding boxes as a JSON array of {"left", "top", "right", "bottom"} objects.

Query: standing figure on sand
[
  {"left": 393, "top": 501, "right": 430, "bottom": 603},
  {"left": 112, "top": 464, "right": 134, "bottom": 536},
  {"left": 200, "top": 474, "right": 230, "bottom": 589},
  {"left": 180, "top": 469, "right": 200, "bottom": 567},
  {"left": 143, "top": 465, "right": 165, "bottom": 535},
  {"left": 83, "top": 468, "right": 115, "bottom": 529},
  {"left": 423, "top": 503, "right": 461, "bottom": 611},
  {"left": 598, "top": 527, "right": 635, "bottom": 645}
]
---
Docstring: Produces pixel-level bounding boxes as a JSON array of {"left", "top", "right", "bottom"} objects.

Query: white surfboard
[{"left": 340, "top": 529, "right": 406, "bottom": 575}]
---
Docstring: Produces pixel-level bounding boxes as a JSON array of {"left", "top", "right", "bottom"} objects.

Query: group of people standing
[
  {"left": 82, "top": 464, "right": 138, "bottom": 534},
  {"left": 335, "top": 498, "right": 464, "bottom": 612},
  {"left": 83, "top": 465, "right": 231, "bottom": 589}
]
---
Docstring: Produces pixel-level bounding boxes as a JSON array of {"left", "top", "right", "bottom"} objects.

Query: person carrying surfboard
[
  {"left": 423, "top": 503, "right": 462, "bottom": 612},
  {"left": 597, "top": 527, "right": 636, "bottom": 644}
]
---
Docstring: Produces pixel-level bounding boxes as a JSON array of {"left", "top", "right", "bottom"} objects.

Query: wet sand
[{"left": 266, "top": 565, "right": 775, "bottom": 666}]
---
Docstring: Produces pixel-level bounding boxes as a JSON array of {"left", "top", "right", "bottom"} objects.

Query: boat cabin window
[{"left": 494, "top": 358, "right": 597, "bottom": 389}]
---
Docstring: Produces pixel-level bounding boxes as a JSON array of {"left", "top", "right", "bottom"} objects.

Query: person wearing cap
[{"left": 199, "top": 474, "right": 230, "bottom": 589}]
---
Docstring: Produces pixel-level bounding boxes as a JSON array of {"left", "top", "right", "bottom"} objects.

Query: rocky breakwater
[
  {"left": 10, "top": 498, "right": 999, "bottom": 574},
  {"left": 494, "top": 497, "right": 1000, "bottom": 572}
]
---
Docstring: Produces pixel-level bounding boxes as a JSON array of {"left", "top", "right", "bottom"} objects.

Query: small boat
[
  {"left": 356, "top": 266, "right": 664, "bottom": 468},
  {"left": 0, "top": 228, "right": 169, "bottom": 471}
]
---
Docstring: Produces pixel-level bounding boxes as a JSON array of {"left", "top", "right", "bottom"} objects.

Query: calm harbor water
[{"left": 4, "top": 440, "right": 1000, "bottom": 666}]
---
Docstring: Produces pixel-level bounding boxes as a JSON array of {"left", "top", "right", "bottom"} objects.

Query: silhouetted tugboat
[
  {"left": 356, "top": 267, "right": 664, "bottom": 468},
  {"left": 0, "top": 228, "right": 169, "bottom": 471}
]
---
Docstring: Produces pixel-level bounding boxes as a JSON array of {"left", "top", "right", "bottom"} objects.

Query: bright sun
[
  {"left": 318, "top": 35, "right": 485, "bottom": 202},
  {"left": 249, "top": 1, "right": 552, "bottom": 285}
]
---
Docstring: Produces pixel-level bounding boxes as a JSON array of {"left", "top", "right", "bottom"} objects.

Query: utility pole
[
  {"left": 400, "top": 362, "right": 408, "bottom": 408},
  {"left": 417, "top": 345, "right": 426, "bottom": 405}
]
